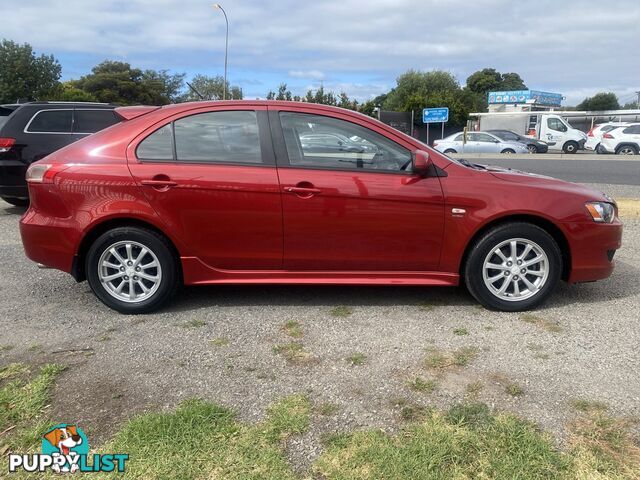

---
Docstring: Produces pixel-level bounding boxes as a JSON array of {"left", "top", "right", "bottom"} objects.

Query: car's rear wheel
[
  {"left": 563, "top": 141, "right": 579, "bottom": 154},
  {"left": 526, "top": 144, "right": 538, "bottom": 153},
  {"left": 501, "top": 148, "right": 515, "bottom": 154},
  {"left": 86, "top": 226, "right": 178, "bottom": 314},
  {"left": 1, "top": 196, "right": 29, "bottom": 207},
  {"left": 616, "top": 145, "right": 638, "bottom": 155},
  {"left": 444, "top": 149, "right": 457, "bottom": 154},
  {"left": 464, "top": 223, "right": 561, "bottom": 311}
]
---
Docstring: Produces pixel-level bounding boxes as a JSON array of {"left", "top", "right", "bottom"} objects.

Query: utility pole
[
  {"left": 213, "top": 4, "right": 229, "bottom": 100},
  {"left": 636, "top": 91, "right": 640, "bottom": 109}
]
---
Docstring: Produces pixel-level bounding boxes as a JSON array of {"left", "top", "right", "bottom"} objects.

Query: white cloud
[
  {"left": 288, "top": 70, "right": 326, "bottom": 80},
  {"left": 3, "top": 0, "right": 639, "bottom": 104}
]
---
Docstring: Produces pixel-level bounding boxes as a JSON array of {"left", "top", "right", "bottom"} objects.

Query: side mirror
[{"left": 413, "top": 150, "right": 431, "bottom": 175}]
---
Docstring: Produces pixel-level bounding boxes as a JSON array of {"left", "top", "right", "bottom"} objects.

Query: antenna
[{"left": 186, "top": 82, "right": 206, "bottom": 101}]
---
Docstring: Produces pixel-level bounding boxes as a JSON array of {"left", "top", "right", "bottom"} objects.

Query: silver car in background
[{"left": 433, "top": 131, "right": 530, "bottom": 154}]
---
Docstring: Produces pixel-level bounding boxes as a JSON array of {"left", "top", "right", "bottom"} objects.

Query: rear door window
[
  {"left": 74, "top": 110, "right": 119, "bottom": 133},
  {"left": 26, "top": 110, "right": 73, "bottom": 133}
]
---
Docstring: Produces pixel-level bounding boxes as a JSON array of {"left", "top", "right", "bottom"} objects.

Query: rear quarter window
[
  {"left": 25, "top": 110, "right": 73, "bottom": 133},
  {"left": 74, "top": 110, "right": 120, "bottom": 133}
]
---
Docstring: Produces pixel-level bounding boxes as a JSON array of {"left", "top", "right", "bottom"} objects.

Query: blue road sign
[{"left": 422, "top": 107, "right": 449, "bottom": 123}]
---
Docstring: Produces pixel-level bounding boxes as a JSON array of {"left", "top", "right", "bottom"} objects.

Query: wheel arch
[
  {"left": 615, "top": 143, "right": 639, "bottom": 154},
  {"left": 459, "top": 214, "right": 571, "bottom": 282},
  {"left": 72, "top": 217, "right": 182, "bottom": 283}
]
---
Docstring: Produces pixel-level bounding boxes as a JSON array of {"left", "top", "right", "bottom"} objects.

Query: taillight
[
  {"left": 26, "top": 163, "right": 71, "bottom": 184},
  {"left": 0, "top": 137, "right": 15, "bottom": 153},
  {"left": 586, "top": 128, "right": 595, "bottom": 137},
  {"left": 602, "top": 133, "right": 614, "bottom": 139},
  {"left": 433, "top": 142, "right": 439, "bottom": 147}
]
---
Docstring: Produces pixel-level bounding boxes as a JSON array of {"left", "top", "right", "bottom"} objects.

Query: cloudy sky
[{"left": 4, "top": 0, "right": 639, "bottom": 105}]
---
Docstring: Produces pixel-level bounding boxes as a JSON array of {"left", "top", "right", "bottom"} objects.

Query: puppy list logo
[{"left": 8, "top": 423, "right": 128, "bottom": 473}]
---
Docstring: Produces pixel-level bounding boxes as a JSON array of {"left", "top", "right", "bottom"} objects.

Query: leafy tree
[
  {"left": 74, "top": 61, "right": 185, "bottom": 105},
  {"left": 266, "top": 83, "right": 293, "bottom": 101},
  {"left": 51, "top": 81, "right": 97, "bottom": 102},
  {"left": 0, "top": 39, "right": 61, "bottom": 103},
  {"left": 384, "top": 70, "right": 460, "bottom": 112},
  {"left": 576, "top": 92, "right": 620, "bottom": 111},
  {"left": 182, "top": 74, "right": 242, "bottom": 102},
  {"left": 466, "top": 68, "right": 526, "bottom": 95},
  {"left": 142, "top": 69, "right": 186, "bottom": 103}
]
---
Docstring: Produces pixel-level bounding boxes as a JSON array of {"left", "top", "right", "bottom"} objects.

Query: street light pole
[{"left": 213, "top": 4, "right": 228, "bottom": 100}]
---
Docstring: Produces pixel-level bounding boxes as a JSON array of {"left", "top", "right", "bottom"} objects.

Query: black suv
[{"left": 0, "top": 102, "right": 123, "bottom": 206}]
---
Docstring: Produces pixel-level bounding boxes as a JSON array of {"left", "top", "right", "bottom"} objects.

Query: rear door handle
[
  {"left": 140, "top": 179, "right": 178, "bottom": 188},
  {"left": 284, "top": 186, "right": 322, "bottom": 194}
]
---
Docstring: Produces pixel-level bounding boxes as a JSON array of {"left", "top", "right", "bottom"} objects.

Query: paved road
[{"left": 452, "top": 156, "right": 640, "bottom": 185}]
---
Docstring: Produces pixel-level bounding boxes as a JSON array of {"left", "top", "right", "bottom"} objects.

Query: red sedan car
[{"left": 19, "top": 101, "right": 622, "bottom": 314}]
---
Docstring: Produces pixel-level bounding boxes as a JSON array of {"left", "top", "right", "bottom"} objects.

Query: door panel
[
  {"left": 127, "top": 107, "right": 283, "bottom": 270},
  {"left": 272, "top": 109, "right": 444, "bottom": 272}
]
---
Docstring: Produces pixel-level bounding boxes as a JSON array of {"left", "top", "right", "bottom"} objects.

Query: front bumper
[{"left": 564, "top": 220, "right": 623, "bottom": 283}]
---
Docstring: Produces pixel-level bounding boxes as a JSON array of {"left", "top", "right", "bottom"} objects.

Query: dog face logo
[{"left": 42, "top": 424, "right": 89, "bottom": 473}]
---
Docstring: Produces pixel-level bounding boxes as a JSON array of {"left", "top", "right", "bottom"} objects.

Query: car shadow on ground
[
  {"left": 0, "top": 204, "right": 27, "bottom": 216},
  {"left": 161, "top": 259, "right": 639, "bottom": 314}
]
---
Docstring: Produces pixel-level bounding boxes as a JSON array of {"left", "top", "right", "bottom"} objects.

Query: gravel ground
[{"left": 1, "top": 185, "right": 639, "bottom": 470}]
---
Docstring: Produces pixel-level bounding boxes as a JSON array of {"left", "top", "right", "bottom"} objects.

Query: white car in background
[
  {"left": 585, "top": 122, "right": 629, "bottom": 153},
  {"left": 433, "top": 131, "right": 529, "bottom": 154},
  {"left": 600, "top": 124, "right": 640, "bottom": 155}
]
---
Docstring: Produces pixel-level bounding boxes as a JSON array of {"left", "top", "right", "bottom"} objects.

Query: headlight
[{"left": 585, "top": 202, "right": 616, "bottom": 223}]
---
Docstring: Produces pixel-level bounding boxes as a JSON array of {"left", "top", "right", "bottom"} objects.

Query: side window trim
[
  {"left": 270, "top": 109, "right": 413, "bottom": 175},
  {"left": 135, "top": 109, "right": 275, "bottom": 166},
  {"left": 23, "top": 109, "right": 73, "bottom": 134}
]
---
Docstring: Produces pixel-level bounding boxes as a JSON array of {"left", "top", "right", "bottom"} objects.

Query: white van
[{"left": 470, "top": 112, "right": 587, "bottom": 153}]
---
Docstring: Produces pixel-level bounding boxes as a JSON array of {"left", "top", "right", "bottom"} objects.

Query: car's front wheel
[
  {"left": 563, "top": 141, "right": 579, "bottom": 154},
  {"left": 444, "top": 149, "right": 457, "bottom": 154},
  {"left": 86, "top": 226, "right": 179, "bottom": 314},
  {"left": 464, "top": 223, "right": 561, "bottom": 311}
]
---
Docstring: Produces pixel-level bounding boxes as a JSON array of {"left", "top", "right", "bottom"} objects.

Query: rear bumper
[
  {"left": 565, "top": 220, "right": 623, "bottom": 283},
  {"left": 0, "top": 160, "right": 29, "bottom": 199},
  {"left": 19, "top": 208, "right": 78, "bottom": 274}
]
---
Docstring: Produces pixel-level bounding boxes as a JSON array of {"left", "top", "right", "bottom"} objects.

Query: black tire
[
  {"left": 563, "top": 141, "right": 579, "bottom": 154},
  {"left": 463, "top": 222, "right": 561, "bottom": 312},
  {"left": 86, "top": 226, "right": 179, "bottom": 314},
  {"left": 500, "top": 148, "right": 515, "bottom": 154},
  {"left": 615, "top": 144, "right": 638, "bottom": 155},
  {"left": 444, "top": 149, "right": 457, "bottom": 154},
  {"left": 596, "top": 143, "right": 605, "bottom": 154},
  {"left": 1, "top": 197, "right": 29, "bottom": 207},
  {"left": 526, "top": 144, "right": 538, "bottom": 154}
]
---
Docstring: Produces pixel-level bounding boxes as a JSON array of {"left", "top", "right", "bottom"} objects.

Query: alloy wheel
[
  {"left": 482, "top": 238, "right": 549, "bottom": 302},
  {"left": 97, "top": 240, "right": 162, "bottom": 303}
]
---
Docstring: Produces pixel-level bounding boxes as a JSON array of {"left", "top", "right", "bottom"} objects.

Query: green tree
[
  {"left": 267, "top": 83, "right": 293, "bottom": 101},
  {"left": 465, "top": 68, "right": 526, "bottom": 109},
  {"left": 0, "top": 39, "right": 61, "bottom": 103},
  {"left": 51, "top": 81, "right": 97, "bottom": 102},
  {"left": 576, "top": 92, "right": 620, "bottom": 111},
  {"left": 74, "top": 61, "right": 184, "bottom": 105},
  {"left": 181, "top": 74, "right": 242, "bottom": 101},
  {"left": 384, "top": 70, "right": 460, "bottom": 112}
]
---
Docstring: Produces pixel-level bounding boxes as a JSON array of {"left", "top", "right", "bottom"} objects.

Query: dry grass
[
  {"left": 282, "top": 320, "right": 303, "bottom": 338},
  {"left": 424, "top": 346, "right": 480, "bottom": 370},
  {"left": 520, "top": 313, "right": 563, "bottom": 333},
  {"left": 408, "top": 376, "right": 438, "bottom": 393},
  {"left": 616, "top": 198, "right": 640, "bottom": 218},
  {"left": 273, "top": 342, "right": 313, "bottom": 365}
]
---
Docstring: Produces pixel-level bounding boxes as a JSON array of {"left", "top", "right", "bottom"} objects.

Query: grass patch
[
  {"left": 330, "top": 306, "right": 352, "bottom": 317},
  {"left": 210, "top": 337, "right": 230, "bottom": 347},
  {"left": 282, "top": 320, "right": 303, "bottom": 338},
  {"left": 466, "top": 381, "right": 484, "bottom": 398},
  {"left": 570, "top": 398, "right": 608, "bottom": 413},
  {"left": 101, "top": 394, "right": 310, "bottom": 479},
  {"left": 520, "top": 313, "right": 563, "bottom": 333},
  {"left": 505, "top": 383, "right": 525, "bottom": 397},
  {"left": 424, "top": 346, "right": 479, "bottom": 369},
  {"left": 453, "top": 327, "right": 469, "bottom": 336},
  {"left": 182, "top": 319, "right": 206, "bottom": 328},
  {"left": 273, "top": 342, "right": 312, "bottom": 365},
  {"left": 569, "top": 409, "right": 640, "bottom": 478},
  {"left": 0, "top": 344, "right": 14, "bottom": 352},
  {"left": 346, "top": 352, "right": 366, "bottom": 366},
  {"left": 0, "top": 363, "right": 66, "bottom": 451},
  {"left": 27, "top": 344, "right": 43, "bottom": 353},
  {"left": 408, "top": 376, "right": 437, "bottom": 394},
  {"left": 314, "top": 402, "right": 573, "bottom": 479},
  {"left": 418, "top": 302, "right": 436, "bottom": 311},
  {"left": 616, "top": 198, "right": 640, "bottom": 218},
  {"left": 315, "top": 402, "right": 340, "bottom": 416}
]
